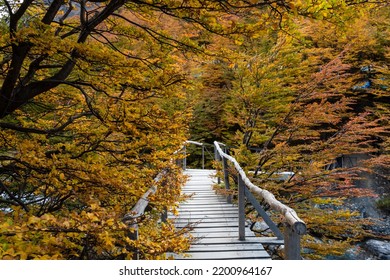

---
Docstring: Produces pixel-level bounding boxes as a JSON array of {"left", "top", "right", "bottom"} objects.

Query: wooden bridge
[
  {"left": 125, "top": 141, "right": 306, "bottom": 260},
  {"left": 169, "top": 168, "right": 281, "bottom": 260}
]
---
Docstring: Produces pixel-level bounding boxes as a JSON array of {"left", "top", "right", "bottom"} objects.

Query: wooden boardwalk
[{"left": 169, "top": 169, "right": 280, "bottom": 260}]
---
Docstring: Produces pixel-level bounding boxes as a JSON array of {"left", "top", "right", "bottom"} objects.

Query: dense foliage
[
  {"left": 1, "top": 0, "right": 389, "bottom": 259},
  {"left": 190, "top": 3, "right": 390, "bottom": 258}
]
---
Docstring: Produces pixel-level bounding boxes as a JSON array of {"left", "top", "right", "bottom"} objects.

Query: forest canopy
[{"left": 1, "top": 0, "right": 389, "bottom": 259}]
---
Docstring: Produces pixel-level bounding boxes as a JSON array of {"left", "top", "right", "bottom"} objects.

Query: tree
[
  {"left": 1, "top": 0, "right": 387, "bottom": 259},
  {"left": 219, "top": 3, "right": 390, "bottom": 258},
  {"left": 0, "top": 0, "right": 329, "bottom": 260},
  {"left": 0, "top": 0, "right": 199, "bottom": 259}
]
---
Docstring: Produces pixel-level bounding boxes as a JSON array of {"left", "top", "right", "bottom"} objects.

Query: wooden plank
[
  {"left": 175, "top": 222, "right": 240, "bottom": 228},
  {"left": 175, "top": 251, "right": 270, "bottom": 260},
  {"left": 177, "top": 207, "right": 237, "bottom": 211},
  {"left": 176, "top": 209, "right": 238, "bottom": 214},
  {"left": 193, "top": 236, "right": 264, "bottom": 245},
  {"left": 175, "top": 211, "right": 240, "bottom": 215},
  {"left": 186, "top": 196, "right": 223, "bottom": 199},
  {"left": 183, "top": 189, "right": 217, "bottom": 192},
  {"left": 184, "top": 197, "right": 226, "bottom": 200},
  {"left": 174, "top": 216, "right": 239, "bottom": 221},
  {"left": 191, "top": 227, "right": 252, "bottom": 233},
  {"left": 181, "top": 202, "right": 229, "bottom": 206},
  {"left": 188, "top": 244, "right": 266, "bottom": 252},
  {"left": 192, "top": 231, "right": 255, "bottom": 239},
  {"left": 180, "top": 201, "right": 229, "bottom": 204},
  {"left": 178, "top": 203, "right": 236, "bottom": 207},
  {"left": 176, "top": 222, "right": 243, "bottom": 228},
  {"left": 174, "top": 217, "right": 239, "bottom": 222},
  {"left": 168, "top": 212, "right": 234, "bottom": 218},
  {"left": 193, "top": 236, "right": 284, "bottom": 246},
  {"left": 174, "top": 210, "right": 238, "bottom": 215},
  {"left": 174, "top": 214, "right": 239, "bottom": 219},
  {"left": 174, "top": 218, "right": 239, "bottom": 224},
  {"left": 170, "top": 168, "right": 274, "bottom": 260}
]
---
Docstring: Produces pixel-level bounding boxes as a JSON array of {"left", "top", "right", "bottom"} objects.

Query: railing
[
  {"left": 181, "top": 140, "right": 216, "bottom": 170},
  {"left": 123, "top": 140, "right": 306, "bottom": 260},
  {"left": 183, "top": 140, "right": 205, "bottom": 170},
  {"left": 121, "top": 143, "right": 190, "bottom": 259},
  {"left": 214, "top": 141, "right": 306, "bottom": 260},
  {"left": 122, "top": 169, "right": 168, "bottom": 259}
]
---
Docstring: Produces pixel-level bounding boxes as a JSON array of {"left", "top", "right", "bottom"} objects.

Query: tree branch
[
  {"left": 41, "top": 0, "right": 65, "bottom": 24},
  {"left": 0, "top": 112, "right": 93, "bottom": 134},
  {"left": 2, "top": 0, "right": 13, "bottom": 15},
  {"left": 0, "top": 181, "right": 30, "bottom": 212}
]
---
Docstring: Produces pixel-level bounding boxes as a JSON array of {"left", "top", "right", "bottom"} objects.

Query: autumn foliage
[
  {"left": 203, "top": 4, "right": 390, "bottom": 258},
  {"left": 1, "top": 1, "right": 389, "bottom": 259}
]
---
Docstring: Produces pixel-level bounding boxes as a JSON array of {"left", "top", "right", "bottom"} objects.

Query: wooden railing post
[
  {"left": 238, "top": 174, "right": 246, "bottom": 241},
  {"left": 127, "top": 220, "right": 139, "bottom": 260},
  {"left": 284, "top": 223, "right": 303, "bottom": 260},
  {"left": 161, "top": 207, "right": 168, "bottom": 223},
  {"left": 222, "top": 157, "right": 231, "bottom": 203},
  {"left": 214, "top": 143, "right": 221, "bottom": 184},
  {"left": 183, "top": 145, "right": 187, "bottom": 170},
  {"left": 214, "top": 141, "right": 306, "bottom": 260},
  {"left": 202, "top": 145, "right": 205, "bottom": 169},
  {"left": 122, "top": 170, "right": 167, "bottom": 260}
]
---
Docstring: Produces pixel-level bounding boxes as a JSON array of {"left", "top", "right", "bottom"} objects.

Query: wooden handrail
[
  {"left": 185, "top": 140, "right": 203, "bottom": 146},
  {"left": 122, "top": 169, "right": 168, "bottom": 259},
  {"left": 214, "top": 141, "right": 306, "bottom": 259},
  {"left": 183, "top": 140, "right": 206, "bottom": 169},
  {"left": 125, "top": 142, "right": 189, "bottom": 227},
  {"left": 122, "top": 170, "right": 167, "bottom": 223}
]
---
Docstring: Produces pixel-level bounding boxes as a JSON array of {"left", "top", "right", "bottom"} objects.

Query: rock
[
  {"left": 365, "top": 218, "right": 390, "bottom": 236},
  {"left": 343, "top": 245, "right": 376, "bottom": 260},
  {"left": 364, "top": 239, "right": 390, "bottom": 260},
  {"left": 251, "top": 221, "right": 273, "bottom": 234}
]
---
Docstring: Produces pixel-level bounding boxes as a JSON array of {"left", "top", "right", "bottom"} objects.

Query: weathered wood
[
  {"left": 177, "top": 209, "right": 237, "bottom": 213},
  {"left": 175, "top": 219, "right": 240, "bottom": 226},
  {"left": 193, "top": 236, "right": 267, "bottom": 245},
  {"left": 202, "top": 145, "right": 205, "bottom": 169},
  {"left": 214, "top": 141, "right": 306, "bottom": 233},
  {"left": 238, "top": 174, "right": 246, "bottom": 241},
  {"left": 177, "top": 209, "right": 238, "bottom": 214},
  {"left": 184, "top": 141, "right": 206, "bottom": 170},
  {"left": 189, "top": 244, "right": 267, "bottom": 252},
  {"left": 192, "top": 230, "right": 255, "bottom": 239},
  {"left": 222, "top": 156, "right": 232, "bottom": 203},
  {"left": 174, "top": 213, "right": 240, "bottom": 219},
  {"left": 244, "top": 187, "right": 283, "bottom": 240},
  {"left": 175, "top": 216, "right": 238, "bottom": 222},
  {"left": 178, "top": 251, "right": 270, "bottom": 260},
  {"left": 171, "top": 169, "right": 272, "bottom": 260},
  {"left": 161, "top": 207, "right": 168, "bottom": 223},
  {"left": 178, "top": 222, "right": 244, "bottom": 228},
  {"left": 214, "top": 142, "right": 306, "bottom": 232},
  {"left": 284, "top": 223, "right": 302, "bottom": 260},
  {"left": 122, "top": 170, "right": 166, "bottom": 223},
  {"left": 178, "top": 205, "right": 238, "bottom": 209},
  {"left": 186, "top": 140, "right": 204, "bottom": 146},
  {"left": 122, "top": 170, "right": 168, "bottom": 260},
  {"left": 214, "top": 141, "right": 306, "bottom": 259},
  {"left": 191, "top": 227, "right": 253, "bottom": 233}
]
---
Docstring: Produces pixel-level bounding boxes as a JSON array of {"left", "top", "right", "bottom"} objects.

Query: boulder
[{"left": 364, "top": 239, "right": 390, "bottom": 260}]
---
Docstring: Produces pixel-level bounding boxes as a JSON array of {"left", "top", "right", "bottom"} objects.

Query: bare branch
[
  {"left": 0, "top": 181, "right": 30, "bottom": 212},
  {"left": 55, "top": 0, "right": 75, "bottom": 36}
]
